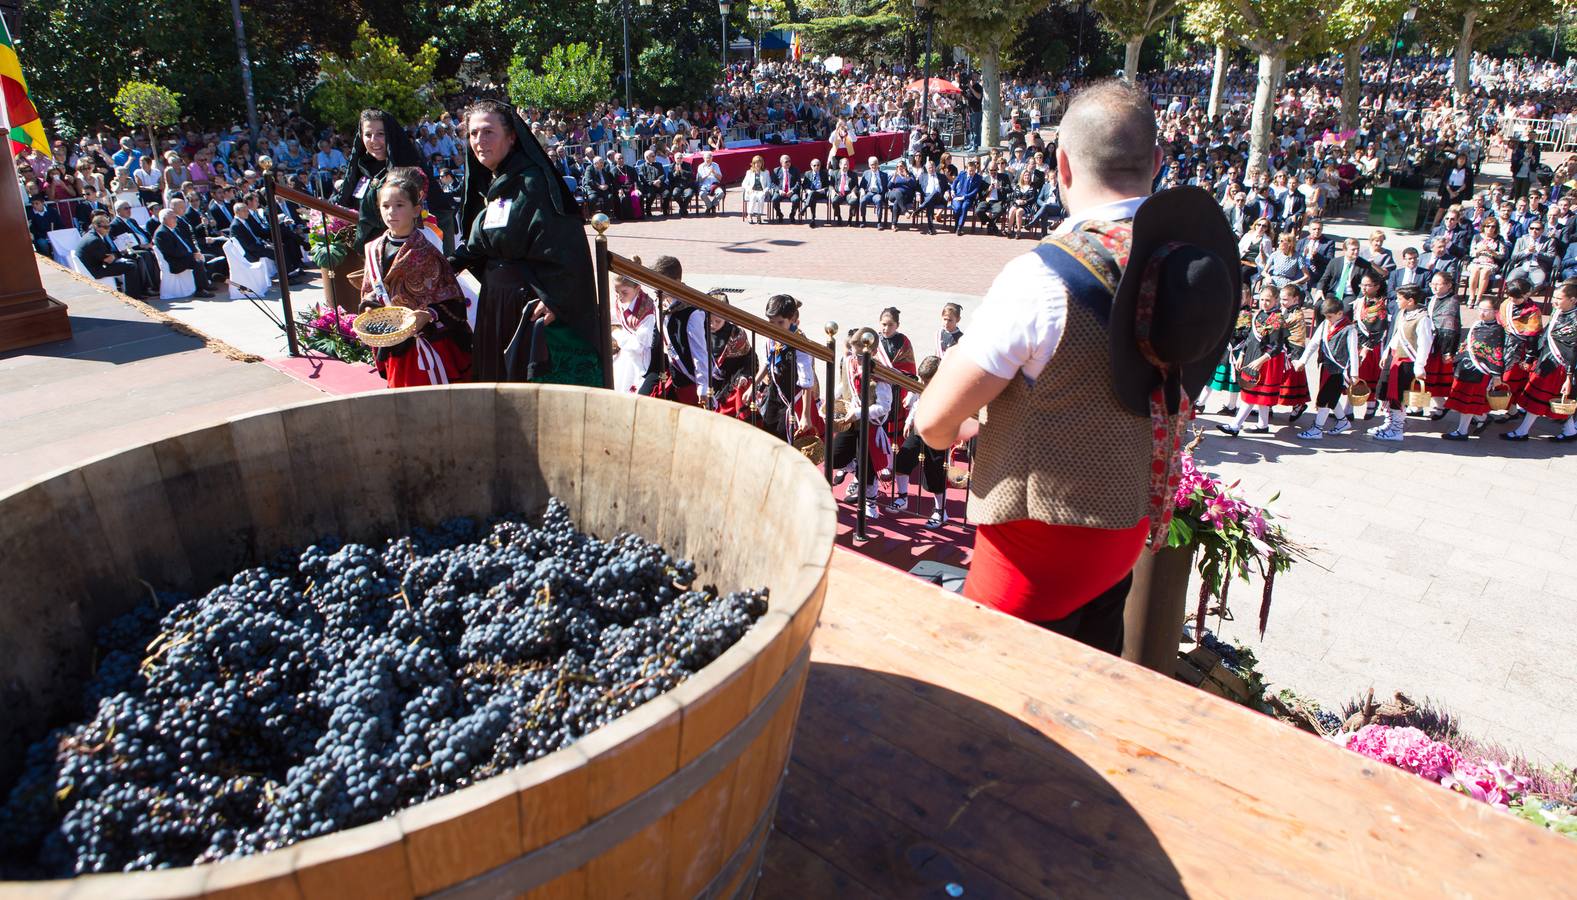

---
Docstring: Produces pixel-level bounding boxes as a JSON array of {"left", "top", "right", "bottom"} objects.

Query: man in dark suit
[
  {"left": 915, "top": 160, "right": 948, "bottom": 235},
  {"left": 107, "top": 200, "right": 160, "bottom": 293},
  {"left": 1419, "top": 234, "right": 1462, "bottom": 285},
  {"left": 207, "top": 186, "right": 237, "bottom": 235},
  {"left": 153, "top": 208, "right": 216, "bottom": 297},
  {"left": 1277, "top": 189, "right": 1306, "bottom": 233},
  {"left": 668, "top": 158, "right": 696, "bottom": 217},
  {"left": 1387, "top": 247, "right": 1427, "bottom": 297},
  {"left": 799, "top": 158, "right": 830, "bottom": 227},
  {"left": 947, "top": 158, "right": 983, "bottom": 236},
  {"left": 854, "top": 155, "right": 888, "bottom": 227},
  {"left": 580, "top": 157, "right": 618, "bottom": 218},
  {"left": 1430, "top": 208, "right": 1472, "bottom": 259},
  {"left": 230, "top": 201, "right": 273, "bottom": 265},
  {"left": 768, "top": 153, "right": 801, "bottom": 222},
  {"left": 76, "top": 215, "right": 148, "bottom": 297},
  {"left": 636, "top": 149, "right": 671, "bottom": 216},
  {"left": 166, "top": 200, "right": 229, "bottom": 283},
  {"left": 1314, "top": 237, "right": 1369, "bottom": 310},
  {"left": 74, "top": 187, "right": 109, "bottom": 232},
  {"left": 1296, "top": 220, "right": 1335, "bottom": 273},
  {"left": 829, "top": 158, "right": 858, "bottom": 225}
]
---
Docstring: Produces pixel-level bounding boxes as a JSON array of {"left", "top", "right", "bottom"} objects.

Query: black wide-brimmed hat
[{"left": 1109, "top": 186, "right": 1240, "bottom": 416}]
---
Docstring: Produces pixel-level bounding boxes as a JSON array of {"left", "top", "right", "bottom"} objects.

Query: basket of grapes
[
  {"left": 0, "top": 384, "right": 836, "bottom": 899},
  {"left": 352, "top": 305, "right": 422, "bottom": 347}
]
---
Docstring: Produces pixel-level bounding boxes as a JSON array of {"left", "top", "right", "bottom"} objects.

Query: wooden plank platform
[{"left": 759, "top": 550, "right": 1577, "bottom": 898}]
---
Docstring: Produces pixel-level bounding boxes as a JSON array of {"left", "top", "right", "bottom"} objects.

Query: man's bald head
[{"left": 1058, "top": 80, "right": 1158, "bottom": 195}]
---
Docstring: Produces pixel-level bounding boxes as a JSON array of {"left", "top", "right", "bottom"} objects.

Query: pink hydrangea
[{"left": 1339, "top": 725, "right": 1462, "bottom": 780}]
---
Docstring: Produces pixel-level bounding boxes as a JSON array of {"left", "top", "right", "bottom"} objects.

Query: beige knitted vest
[{"left": 968, "top": 221, "right": 1153, "bottom": 530}]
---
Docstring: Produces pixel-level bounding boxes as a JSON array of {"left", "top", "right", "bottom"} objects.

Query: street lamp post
[
  {"left": 618, "top": 0, "right": 653, "bottom": 114},
  {"left": 748, "top": 3, "right": 769, "bottom": 65},
  {"left": 915, "top": 0, "right": 934, "bottom": 128},
  {"left": 1377, "top": 4, "right": 1418, "bottom": 117},
  {"left": 719, "top": 0, "right": 732, "bottom": 71}
]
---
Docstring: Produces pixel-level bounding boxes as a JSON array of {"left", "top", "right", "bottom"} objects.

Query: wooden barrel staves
[{"left": 0, "top": 384, "right": 837, "bottom": 899}]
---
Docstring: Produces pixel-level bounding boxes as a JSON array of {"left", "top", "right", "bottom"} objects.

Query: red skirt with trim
[
  {"left": 963, "top": 517, "right": 1150, "bottom": 622},
  {"left": 1445, "top": 374, "right": 1491, "bottom": 416},
  {"left": 1276, "top": 357, "right": 1311, "bottom": 406},
  {"left": 1519, "top": 366, "right": 1573, "bottom": 418},
  {"left": 1356, "top": 344, "right": 1383, "bottom": 387},
  {"left": 1239, "top": 354, "right": 1287, "bottom": 407},
  {"left": 1503, "top": 363, "right": 1532, "bottom": 404},
  {"left": 1423, "top": 350, "right": 1455, "bottom": 396},
  {"left": 379, "top": 335, "right": 470, "bottom": 388}
]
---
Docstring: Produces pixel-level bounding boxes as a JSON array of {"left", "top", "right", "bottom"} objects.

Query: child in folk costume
[
  {"left": 1372, "top": 285, "right": 1433, "bottom": 442},
  {"left": 1293, "top": 297, "right": 1360, "bottom": 439},
  {"left": 830, "top": 328, "right": 894, "bottom": 520},
  {"left": 1421, "top": 270, "right": 1462, "bottom": 418},
  {"left": 1276, "top": 283, "right": 1313, "bottom": 420},
  {"left": 611, "top": 270, "right": 656, "bottom": 394},
  {"left": 1498, "top": 277, "right": 1544, "bottom": 418},
  {"left": 359, "top": 168, "right": 471, "bottom": 387},
  {"left": 1197, "top": 299, "right": 1250, "bottom": 415},
  {"left": 706, "top": 290, "right": 760, "bottom": 420},
  {"left": 1503, "top": 279, "right": 1577, "bottom": 441},
  {"left": 1353, "top": 271, "right": 1389, "bottom": 420},
  {"left": 757, "top": 294, "right": 818, "bottom": 443},
  {"left": 938, "top": 303, "right": 964, "bottom": 356},
  {"left": 1218, "top": 285, "right": 1287, "bottom": 437},
  {"left": 888, "top": 356, "right": 952, "bottom": 527},
  {"left": 1443, "top": 298, "right": 1506, "bottom": 440},
  {"left": 876, "top": 307, "right": 918, "bottom": 445}
]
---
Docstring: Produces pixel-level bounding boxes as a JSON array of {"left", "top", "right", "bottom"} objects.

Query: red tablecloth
[{"left": 684, "top": 132, "right": 908, "bottom": 184}]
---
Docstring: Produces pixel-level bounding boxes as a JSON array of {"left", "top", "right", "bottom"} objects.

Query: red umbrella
[{"left": 906, "top": 77, "right": 961, "bottom": 95}]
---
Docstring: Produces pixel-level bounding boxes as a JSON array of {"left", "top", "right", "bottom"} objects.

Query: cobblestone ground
[{"left": 612, "top": 187, "right": 1577, "bottom": 768}]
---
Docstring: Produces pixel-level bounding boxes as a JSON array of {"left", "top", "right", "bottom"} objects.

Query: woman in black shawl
[
  {"left": 332, "top": 109, "right": 426, "bottom": 253},
  {"left": 452, "top": 99, "right": 601, "bottom": 386}
]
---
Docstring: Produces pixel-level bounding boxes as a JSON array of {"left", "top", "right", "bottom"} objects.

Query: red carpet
[
  {"left": 265, "top": 356, "right": 385, "bottom": 395},
  {"left": 833, "top": 471, "right": 975, "bottom": 575}
]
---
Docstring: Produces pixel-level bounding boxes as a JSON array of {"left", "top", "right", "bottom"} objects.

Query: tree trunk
[
  {"left": 981, "top": 45, "right": 1002, "bottom": 150},
  {"left": 1340, "top": 42, "right": 1361, "bottom": 131},
  {"left": 1454, "top": 7, "right": 1477, "bottom": 102},
  {"left": 1124, "top": 36, "right": 1143, "bottom": 83},
  {"left": 1248, "top": 50, "right": 1281, "bottom": 176},
  {"left": 1208, "top": 42, "right": 1228, "bottom": 120}
]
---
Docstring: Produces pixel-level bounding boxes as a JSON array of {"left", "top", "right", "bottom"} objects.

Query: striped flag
[{"left": 1, "top": 14, "right": 50, "bottom": 158}]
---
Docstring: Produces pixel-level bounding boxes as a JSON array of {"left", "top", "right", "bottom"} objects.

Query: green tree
[
  {"left": 1416, "top": 0, "right": 1553, "bottom": 101},
  {"left": 112, "top": 81, "right": 183, "bottom": 147},
  {"left": 930, "top": 0, "right": 1045, "bottom": 150},
  {"left": 509, "top": 42, "right": 615, "bottom": 115},
  {"left": 1203, "top": 0, "right": 1324, "bottom": 175},
  {"left": 797, "top": 13, "right": 908, "bottom": 60},
  {"left": 633, "top": 43, "right": 719, "bottom": 108},
  {"left": 1182, "top": 0, "right": 1233, "bottom": 118},
  {"left": 1092, "top": 0, "right": 1185, "bottom": 82},
  {"left": 312, "top": 23, "right": 449, "bottom": 130},
  {"left": 1326, "top": 0, "right": 1412, "bottom": 129}
]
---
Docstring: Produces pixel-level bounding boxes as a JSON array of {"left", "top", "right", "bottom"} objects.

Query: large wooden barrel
[{"left": 0, "top": 384, "right": 836, "bottom": 899}]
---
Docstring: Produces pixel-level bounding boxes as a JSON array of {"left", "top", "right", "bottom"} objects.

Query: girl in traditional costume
[
  {"left": 831, "top": 328, "right": 893, "bottom": 520},
  {"left": 1443, "top": 298, "right": 1506, "bottom": 440},
  {"left": 757, "top": 294, "right": 818, "bottom": 443},
  {"left": 875, "top": 307, "right": 918, "bottom": 446},
  {"left": 1197, "top": 299, "right": 1249, "bottom": 414},
  {"left": 611, "top": 270, "right": 656, "bottom": 394},
  {"left": 707, "top": 290, "right": 760, "bottom": 421},
  {"left": 1353, "top": 270, "right": 1389, "bottom": 420},
  {"left": 359, "top": 168, "right": 471, "bottom": 387},
  {"left": 888, "top": 356, "right": 950, "bottom": 528},
  {"left": 1503, "top": 280, "right": 1577, "bottom": 442},
  {"left": 1372, "top": 285, "right": 1432, "bottom": 442},
  {"left": 1498, "top": 277, "right": 1544, "bottom": 418},
  {"left": 1218, "top": 285, "right": 1285, "bottom": 436},
  {"left": 1276, "top": 283, "right": 1312, "bottom": 420},
  {"left": 1421, "top": 270, "right": 1461, "bottom": 418}
]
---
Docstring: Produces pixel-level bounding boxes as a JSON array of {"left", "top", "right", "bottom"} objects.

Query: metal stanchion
[
  {"left": 854, "top": 328, "right": 876, "bottom": 543},
  {"left": 591, "top": 214, "right": 614, "bottom": 390},
  {"left": 259, "top": 161, "right": 300, "bottom": 357},
  {"left": 823, "top": 321, "right": 838, "bottom": 484}
]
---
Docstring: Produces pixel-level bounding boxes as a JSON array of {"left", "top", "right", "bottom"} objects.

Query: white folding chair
[
  {"left": 152, "top": 245, "right": 196, "bottom": 300},
  {"left": 223, "top": 238, "right": 271, "bottom": 299},
  {"left": 70, "top": 250, "right": 118, "bottom": 289},
  {"left": 130, "top": 206, "right": 152, "bottom": 229},
  {"left": 47, "top": 228, "right": 79, "bottom": 267}
]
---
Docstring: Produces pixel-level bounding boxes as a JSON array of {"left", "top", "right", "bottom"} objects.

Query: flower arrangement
[
  {"left": 295, "top": 302, "right": 371, "bottom": 364},
  {"left": 305, "top": 209, "right": 355, "bottom": 270},
  {"left": 1168, "top": 448, "right": 1308, "bottom": 640}
]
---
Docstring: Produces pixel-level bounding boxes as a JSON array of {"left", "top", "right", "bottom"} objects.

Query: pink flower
[
  {"left": 1247, "top": 510, "right": 1267, "bottom": 539},
  {"left": 1200, "top": 493, "right": 1236, "bottom": 529}
]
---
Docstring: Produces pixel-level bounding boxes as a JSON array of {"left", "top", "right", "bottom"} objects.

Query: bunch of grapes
[{"left": 0, "top": 499, "right": 768, "bottom": 878}]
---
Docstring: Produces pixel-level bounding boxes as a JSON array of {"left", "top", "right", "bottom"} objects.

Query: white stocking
[
  {"left": 1454, "top": 411, "right": 1474, "bottom": 433},
  {"left": 1564, "top": 418, "right": 1577, "bottom": 437},
  {"left": 1335, "top": 395, "right": 1351, "bottom": 418},
  {"left": 1231, "top": 405, "right": 1254, "bottom": 428},
  {"left": 1314, "top": 408, "right": 1331, "bottom": 428},
  {"left": 1255, "top": 406, "right": 1271, "bottom": 427},
  {"left": 1514, "top": 412, "right": 1539, "bottom": 437}
]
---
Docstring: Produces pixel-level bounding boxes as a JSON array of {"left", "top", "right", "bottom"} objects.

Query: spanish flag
[{"left": 1, "top": 15, "right": 50, "bottom": 158}]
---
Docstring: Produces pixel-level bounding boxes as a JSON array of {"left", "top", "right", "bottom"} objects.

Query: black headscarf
[
  {"left": 459, "top": 107, "right": 580, "bottom": 232},
  {"left": 333, "top": 110, "right": 427, "bottom": 249}
]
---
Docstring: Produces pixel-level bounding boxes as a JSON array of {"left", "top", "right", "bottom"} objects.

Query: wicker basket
[
  {"left": 1347, "top": 379, "right": 1371, "bottom": 405},
  {"left": 353, "top": 306, "right": 421, "bottom": 348},
  {"left": 1486, "top": 384, "right": 1512, "bottom": 412},
  {"left": 1405, "top": 377, "right": 1431, "bottom": 410},
  {"left": 793, "top": 432, "right": 825, "bottom": 466},
  {"left": 1551, "top": 386, "right": 1577, "bottom": 417},
  {"left": 830, "top": 399, "right": 852, "bottom": 433}
]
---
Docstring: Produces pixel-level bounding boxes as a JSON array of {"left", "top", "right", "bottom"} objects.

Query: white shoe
[
  {"left": 1325, "top": 418, "right": 1353, "bottom": 435},
  {"left": 863, "top": 501, "right": 881, "bottom": 520},
  {"left": 886, "top": 495, "right": 909, "bottom": 513},
  {"left": 1366, "top": 421, "right": 1389, "bottom": 436},
  {"left": 1375, "top": 427, "right": 1404, "bottom": 442},
  {"left": 1296, "top": 426, "right": 1324, "bottom": 440},
  {"left": 843, "top": 479, "right": 860, "bottom": 501}
]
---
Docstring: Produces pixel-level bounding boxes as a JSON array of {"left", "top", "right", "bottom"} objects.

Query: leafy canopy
[
  {"left": 112, "top": 81, "right": 183, "bottom": 135},
  {"left": 312, "top": 23, "right": 449, "bottom": 130},
  {"left": 509, "top": 42, "right": 614, "bottom": 115}
]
